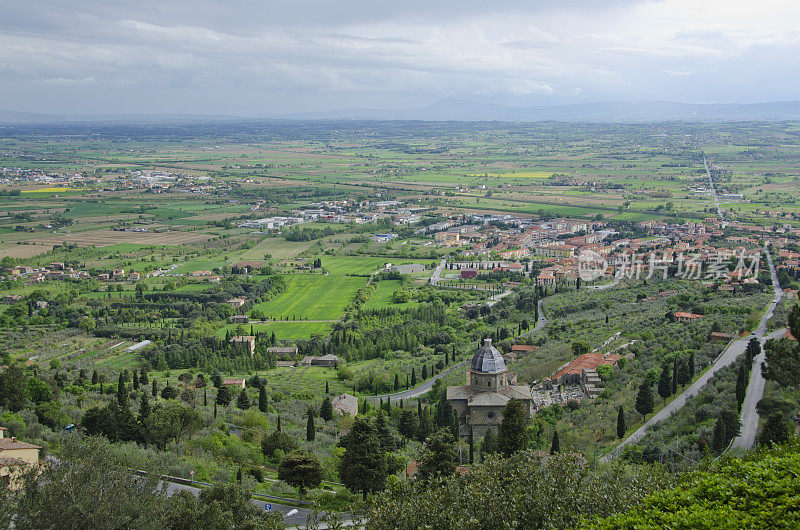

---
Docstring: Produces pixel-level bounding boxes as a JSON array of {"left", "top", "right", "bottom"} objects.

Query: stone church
[{"left": 447, "top": 338, "right": 535, "bottom": 437}]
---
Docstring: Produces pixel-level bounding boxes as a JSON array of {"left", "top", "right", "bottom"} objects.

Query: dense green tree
[
  {"left": 763, "top": 336, "right": 800, "bottom": 390},
  {"left": 320, "top": 396, "right": 333, "bottom": 421},
  {"left": 617, "top": 405, "right": 626, "bottom": 439},
  {"left": 261, "top": 430, "right": 298, "bottom": 459},
  {"left": 735, "top": 363, "right": 748, "bottom": 412},
  {"left": 416, "top": 429, "right": 457, "bottom": 481},
  {"left": 635, "top": 382, "right": 654, "bottom": 421},
  {"left": 259, "top": 386, "right": 268, "bottom": 413},
  {"left": 550, "top": 430, "right": 560, "bottom": 455},
  {"left": 711, "top": 418, "right": 727, "bottom": 453},
  {"left": 145, "top": 403, "right": 203, "bottom": 449},
  {"left": 161, "top": 385, "right": 178, "bottom": 400},
  {"left": 339, "top": 417, "right": 387, "bottom": 500},
  {"left": 26, "top": 377, "right": 51, "bottom": 405},
  {"left": 688, "top": 352, "right": 695, "bottom": 380},
  {"left": 0, "top": 364, "right": 27, "bottom": 411},
  {"left": 498, "top": 398, "right": 528, "bottom": 457},
  {"left": 657, "top": 364, "right": 671, "bottom": 403},
  {"left": 216, "top": 385, "right": 231, "bottom": 406},
  {"left": 306, "top": 407, "right": 315, "bottom": 441},
  {"left": 416, "top": 407, "right": 433, "bottom": 442},
  {"left": 411, "top": 368, "right": 417, "bottom": 386},
  {"left": 469, "top": 426, "right": 475, "bottom": 463},
  {"left": 398, "top": 410, "right": 418, "bottom": 440},
  {"left": 278, "top": 451, "right": 323, "bottom": 501},
  {"left": 374, "top": 410, "right": 395, "bottom": 452},
  {"left": 151, "top": 379, "right": 158, "bottom": 397},
  {"left": 422, "top": 364, "right": 428, "bottom": 380},
  {"left": 117, "top": 373, "right": 127, "bottom": 407},
  {"left": 394, "top": 373, "right": 400, "bottom": 391},
  {"left": 676, "top": 359, "right": 690, "bottom": 388},
  {"left": 480, "top": 428, "right": 498, "bottom": 461},
  {"left": 236, "top": 389, "right": 251, "bottom": 409},
  {"left": 758, "top": 412, "right": 792, "bottom": 447}
]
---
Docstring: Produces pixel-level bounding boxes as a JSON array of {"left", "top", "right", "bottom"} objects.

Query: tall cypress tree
[
  {"left": 259, "top": 386, "right": 268, "bottom": 413},
  {"left": 617, "top": 405, "right": 626, "bottom": 439},
  {"left": 550, "top": 430, "right": 560, "bottom": 455},
  {"left": 306, "top": 408, "right": 315, "bottom": 441},
  {"left": 152, "top": 379, "right": 157, "bottom": 398},
  {"left": 480, "top": 428, "right": 497, "bottom": 461},
  {"left": 657, "top": 364, "right": 671, "bottom": 403},
  {"left": 735, "top": 363, "right": 747, "bottom": 412},
  {"left": 117, "top": 373, "right": 127, "bottom": 407},
  {"left": 133, "top": 370, "right": 139, "bottom": 390},
  {"left": 635, "top": 382, "right": 654, "bottom": 421},
  {"left": 468, "top": 426, "right": 474, "bottom": 464},
  {"left": 497, "top": 398, "right": 527, "bottom": 457},
  {"left": 325, "top": 380, "right": 329, "bottom": 394},
  {"left": 688, "top": 352, "right": 695, "bottom": 379},
  {"left": 411, "top": 368, "right": 417, "bottom": 386},
  {"left": 712, "top": 418, "right": 727, "bottom": 453},
  {"left": 671, "top": 359, "right": 678, "bottom": 394}
]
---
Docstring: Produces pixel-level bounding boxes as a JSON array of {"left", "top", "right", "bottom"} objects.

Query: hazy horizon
[{"left": 3, "top": 1, "right": 800, "bottom": 116}]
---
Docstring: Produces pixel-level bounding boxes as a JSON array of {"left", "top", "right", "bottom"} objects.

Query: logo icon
[{"left": 577, "top": 249, "right": 607, "bottom": 282}]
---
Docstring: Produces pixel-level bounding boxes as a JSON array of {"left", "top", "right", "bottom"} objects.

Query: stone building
[{"left": 447, "top": 339, "right": 534, "bottom": 438}]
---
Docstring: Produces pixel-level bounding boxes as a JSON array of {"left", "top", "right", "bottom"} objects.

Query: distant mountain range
[
  {"left": 279, "top": 99, "right": 800, "bottom": 122},
  {"left": 5, "top": 99, "right": 800, "bottom": 124}
]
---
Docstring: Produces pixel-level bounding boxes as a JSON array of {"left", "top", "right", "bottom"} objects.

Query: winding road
[
  {"left": 732, "top": 245, "right": 783, "bottom": 449},
  {"left": 366, "top": 359, "right": 468, "bottom": 402},
  {"left": 604, "top": 244, "right": 784, "bottom": 460}
]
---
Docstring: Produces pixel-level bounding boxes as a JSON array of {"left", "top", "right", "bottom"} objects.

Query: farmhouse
[
  {"left": 674, "top": 311, "right": 704, "bottom": 322},
  {"left": 229, "top": 336, "right": 256, "bottom": 356},
  {"left": 300, "top": 354, "right": 339, "bottom": 367},
  {"left": 1, "top": 295, "right": 21, "bottom": 305},
  {"left": 226, "top": 297, "right": 246, "bottom": 309},
  {"left": 553, "top": 352, "right": 623, "bottom": 385},
  {"left": 229, "top": 315, "right": 249, "bottom": 324},
  {"left": 266, "top": 346, "right": 298, "bottom": 358},
  {"left": 222, "top": 378, "right": 246, "bottom": 389},
  {"left": 0, "top": 427, "right": 41, "bottom": 490},
  {"left": 331, "top": 394, "right": 358, "bottom": 417},
  {"left": 447, "top": 339, "right": 535, "bottom": 437}
]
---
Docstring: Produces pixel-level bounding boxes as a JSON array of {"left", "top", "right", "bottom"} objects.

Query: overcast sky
[{"left": 2, "top": 0, "right": 799, "bottom": 115}]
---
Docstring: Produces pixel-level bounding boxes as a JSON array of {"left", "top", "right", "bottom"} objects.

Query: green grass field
[
  {"left": 216, "top": 321, "right": 332, "bottom": 340},
  {"left": 362, "top": 279, "right": 419, "bottom": 310},
  {"left": 252, "top": 274, "right": 366, "bottom": 320}
]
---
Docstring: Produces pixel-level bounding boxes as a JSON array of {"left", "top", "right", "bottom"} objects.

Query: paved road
[
  {"left": 704, "top": 156, "right": 723, "bottom": 219},
  {"left": 732, "top": 245, "right": 784, "bottom": 449},
  {"left": 430, "top": 258, "right": 446, "bottom": 286},
  {"left": 487, "top": 289, "right": 512, "bottom": 307},
  {"left": 160, "top": 480, "right": 314, "bottom": 526},
  {"left": 604, "top": 253, "right": 785, "bottom": 460},
  {"left": 521, "top": 299, "right": 546, "bottom": 337},
  {"left": 367, "top": 359, "right": 468, "bottom": 402}
]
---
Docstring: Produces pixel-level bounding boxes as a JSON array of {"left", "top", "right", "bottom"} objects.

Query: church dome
[{"left": 471, "top": 338, "right": 507, "bottom": 374}]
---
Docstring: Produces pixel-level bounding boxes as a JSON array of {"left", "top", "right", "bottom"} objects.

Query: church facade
[{"left": 447, "top": 338, "right": 535, "bottom": 438}]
